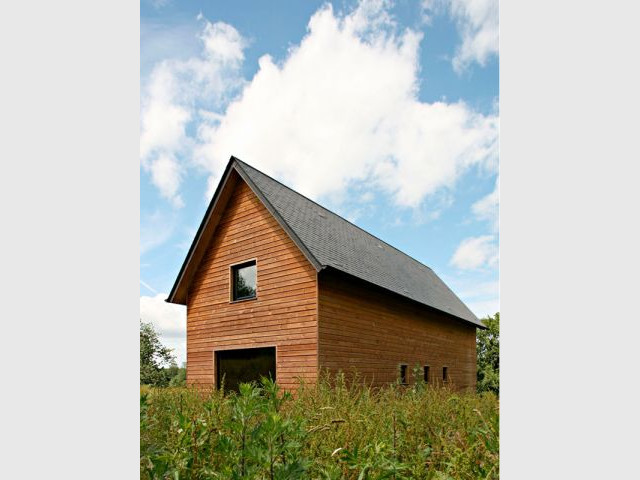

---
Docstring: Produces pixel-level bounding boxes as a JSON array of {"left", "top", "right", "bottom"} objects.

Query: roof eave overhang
[{"left": 319, "top": 266, "right": 487, "bottom": 329}]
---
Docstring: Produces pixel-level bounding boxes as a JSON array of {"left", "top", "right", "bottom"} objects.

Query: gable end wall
[{"left": 186, "top": 180, "right": 318, "bottom": 391}]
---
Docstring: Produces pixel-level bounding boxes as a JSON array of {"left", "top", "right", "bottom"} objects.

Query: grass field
[{"left": 140, "top": 373, "right": 499, "bottom": 479}]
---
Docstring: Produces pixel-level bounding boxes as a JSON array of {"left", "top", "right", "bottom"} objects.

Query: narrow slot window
[
  {"left": 442, "top": 366, "right": 448, "bottom": 382},
  {"left": 399, "top": 364, "right": 408, "bottom": 385},
  {"left": 424, "top": 365, "right": 430, "bottom": 383}
]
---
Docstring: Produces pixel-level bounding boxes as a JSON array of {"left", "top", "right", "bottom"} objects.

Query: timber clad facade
[
  {"left": 168, "top": 157, "right": 485, "bottom": 392},
  {"left": 186, "top": 181, "right": 319, "bottom": 391},
  {"left": 318, "top": 271, "right": 477, "bottom": 390}
]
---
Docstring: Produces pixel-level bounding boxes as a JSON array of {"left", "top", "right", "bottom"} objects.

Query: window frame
[{"left": 229, "top": 259, "right": 258, "bottom": 303}]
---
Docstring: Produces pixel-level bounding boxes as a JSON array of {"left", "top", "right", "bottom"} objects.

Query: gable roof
[{"left": 167, "top": 156, "right": 485, "bottom": 329}]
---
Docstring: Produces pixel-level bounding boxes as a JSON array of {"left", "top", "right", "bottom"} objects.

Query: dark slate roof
[{"left": 233, "top": 158, "right": 483, "bottom": 328}]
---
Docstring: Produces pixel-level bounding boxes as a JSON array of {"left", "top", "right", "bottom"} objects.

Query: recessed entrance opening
[{"left": 215, "top": 346, "right": 276, "bottom": 391}]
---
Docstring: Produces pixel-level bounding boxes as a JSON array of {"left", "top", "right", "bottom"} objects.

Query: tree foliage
[
  {"left": 167, "top": 364, "right": 187, "bottom": 387},
  {"left": 140, "top": 320, "right": 177, "bottom": 386},
  {"left": 477, "top": 312, "right": 499, "bottom": 394}
]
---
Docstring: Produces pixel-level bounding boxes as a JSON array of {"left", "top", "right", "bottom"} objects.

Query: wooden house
[{"left": 167, "top": 157, "right": 486, "bottom": 391}]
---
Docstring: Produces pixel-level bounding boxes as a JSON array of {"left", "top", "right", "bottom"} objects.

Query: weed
[{"left": 141, "top": 374, "right": 499, "bottom": 479}]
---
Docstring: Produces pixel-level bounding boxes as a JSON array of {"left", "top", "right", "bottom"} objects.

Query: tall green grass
[{"left": 141, "top": 373, "right": 498, "bottom": 479}]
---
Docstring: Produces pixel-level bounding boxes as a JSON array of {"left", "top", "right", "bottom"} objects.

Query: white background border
[
  {"left": 501, "top": 1, "right": 640, "bottom": 477},
  {"left": 1, "top": 0, "right": 139, "bottom": 477}
]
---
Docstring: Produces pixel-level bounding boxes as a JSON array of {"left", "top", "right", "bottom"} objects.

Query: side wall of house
[
  {"left": 318, "top": 270, "right": 477, "bottom": 391},
  {"left": 186, "top": 180, "right": 318, "bottom": 391}
]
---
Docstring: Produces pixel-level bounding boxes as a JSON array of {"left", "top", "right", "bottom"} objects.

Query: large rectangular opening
[{"left": 215, "top": 346, "right": 276, "bottom": 391}]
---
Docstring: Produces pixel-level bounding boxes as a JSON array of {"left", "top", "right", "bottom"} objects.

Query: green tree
[
  {"left": 477, "top": 312, "right": 499, "bottom": 394},
  {"left": 140, "top": 320, "right": 176, "bottom": 386},
  {"left": 167, "top": 363, "right": 187, "bottom": 387}
]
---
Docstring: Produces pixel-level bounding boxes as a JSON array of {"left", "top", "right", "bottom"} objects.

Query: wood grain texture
[
  {"left": 186, "top": 179, "right": 318, "bottom": 391},
  {"left": 170, "top": 172, "right": 239, "bottom": 304},
  {"left": 317, "top": 269, "right": 477, "bottom": 391}
]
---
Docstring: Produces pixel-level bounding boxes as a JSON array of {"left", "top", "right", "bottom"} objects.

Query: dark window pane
[
  {"left": 443, "top": 366, "right": 448, "bottom": 382},
  {"left": 232, "top": 261, "right": 256, "bottom": 300},
  {"left": 216, "top": 347, "right": 275, "bottom": 392},
  {"left": 400, "top": 364, "right": 408, "bottom": 384},
  {"left": 424, "top": 365, "right": 430, "bottom": 383}
]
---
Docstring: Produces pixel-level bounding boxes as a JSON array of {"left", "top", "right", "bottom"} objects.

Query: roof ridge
[
  {"left": 232, "top": 156, "right": 437, "bottom": 274},
  {"left": 168, "top": 155, "right": 481, "bottom": 327}
]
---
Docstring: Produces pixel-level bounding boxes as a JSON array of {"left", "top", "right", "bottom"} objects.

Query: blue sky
[{"left": 140, "top": 0, "right": 499, "bottom": 364}]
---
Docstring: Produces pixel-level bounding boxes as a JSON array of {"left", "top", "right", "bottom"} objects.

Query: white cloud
[
  {"left": 140, "top": 279, "right": 158, "bottom": 294},
  {"left": 199, "top": 21, "right": 246, "bottom": 64},
  {"left": 195, "top": 0, "right": 498, "bottom": 208},
  {"left": 360, "top": 191, "right": 375, "bottom": 202},
  {"left": 141, "top": 21, "right": 200, "bottom": 75},
  {"left": 140, "top": 294, "right": 186, "bottom": 365},
  {"left": 148, "top": 0, "right": 171, "bottom": 8},
  {"left": 472, "top": 176, "right": 499, "bottom": 231},
  {"left": 456, "top": 279, "right": 498, "bottom": 299},
  {"left": 467, "top": 297, "right": 499, "bottom": 318},
  {"left": 150, "top": 153, "right": 185, "bottom": 208},
  {"left": 140, "top": 18, "right": 247, "bottom": 207},
  {"left": 141, "top": 1, "right": 498, "bottom": 213},
  {"left": 450, "top": 234, "right": 498, "bottom": 269},
  {"left": 442, "top": 276, "right": 499, "bottom": 318},
  {"left": 423, "top": 0, "right": 498, "bottom": 73},
  {"left": 140, "top": 209, "right": 176, "bottom": 255}
]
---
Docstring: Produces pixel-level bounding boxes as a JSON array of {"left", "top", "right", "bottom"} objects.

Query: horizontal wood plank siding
[
  {"left": 186, "top": 180, "right": 318, "bottom": 391},
  {"left": 318, "top": 270, "right": 477, "bottom": 391}
]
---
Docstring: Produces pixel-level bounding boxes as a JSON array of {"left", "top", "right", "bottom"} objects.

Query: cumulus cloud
[
  {"left": 140, "top": 294, "right": 187, "bottom": 365},
  {"left": 141, "top": 0, "right": 498, "bottom": 213},
  {"left": 472, "top": 176, "right": 499, "bottom": 231},
  {"left": 140, "top": 17, "right": 247, "bottom": 207},
  {"left": 195, "top": 0, "right": 498, "bottom": 208},
  {"left": 423, "top": 0, "right": 498, "bottom": 73},
  {"left": 450, "top": 234, "right": 498, "bottom": 270}
]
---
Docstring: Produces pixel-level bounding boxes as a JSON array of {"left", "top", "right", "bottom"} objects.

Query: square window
[{"left": 231, "top": 261, "right": 257, "bottom": 301}]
